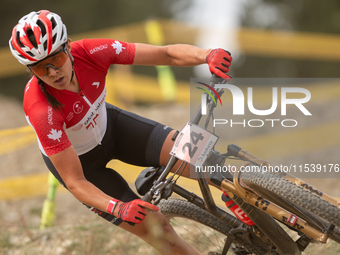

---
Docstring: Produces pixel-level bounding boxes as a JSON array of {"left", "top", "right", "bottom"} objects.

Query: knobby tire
[
  {"left": 239, "top": 170, "right": 340, "bottom": 229},
  {"left": 158, "top": 198, "right": 272, "bottom": 255}
]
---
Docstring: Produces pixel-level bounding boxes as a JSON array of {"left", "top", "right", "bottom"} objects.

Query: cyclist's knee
[
  {"left": 121, "top": 212, "right": 196, "bottom": 254},
  {"left": 122, "top": 211, "right": 172, "bottom": 237},
  {"left": 160, "top": 129, "right": 178, "bottom": 165},
  {"left": 142, "top": 212, "right": 177, "bottom": 240}
]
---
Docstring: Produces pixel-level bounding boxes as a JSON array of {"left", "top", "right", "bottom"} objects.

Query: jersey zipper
[{"left": 80, "top": 91, "right": 102, "bottom": 145}]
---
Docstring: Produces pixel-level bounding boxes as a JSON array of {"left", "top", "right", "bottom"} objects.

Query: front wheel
[{"left": 158, "top": 198, "right": 273, "bottom": 255}]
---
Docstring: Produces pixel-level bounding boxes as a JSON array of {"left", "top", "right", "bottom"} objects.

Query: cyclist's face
[{"left": 32, "top": 42, "right": 74, "bottom": 90}]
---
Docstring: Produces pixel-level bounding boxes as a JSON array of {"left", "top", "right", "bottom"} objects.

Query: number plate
[{"left": 170, "top": 122, "right": 218, "bottom": 167}]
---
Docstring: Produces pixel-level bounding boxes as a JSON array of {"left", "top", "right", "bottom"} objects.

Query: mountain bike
[{"left": 134, "top": 74, "right": 340, "bottom": 255}]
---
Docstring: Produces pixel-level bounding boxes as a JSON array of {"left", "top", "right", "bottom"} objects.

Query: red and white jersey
[{"left": 23, "top": 39, "right": 136, "bottom": 156}]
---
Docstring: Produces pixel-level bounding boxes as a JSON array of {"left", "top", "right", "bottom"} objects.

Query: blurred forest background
[
  {"left": 1, "top": 2, "right": 340, "bottom": 254},
  {"left": 0, "top": 0, "right": 339, "bottom": 101}
]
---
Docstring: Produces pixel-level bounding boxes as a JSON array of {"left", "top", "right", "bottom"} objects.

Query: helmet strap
[
  {"left": 66, "top": 48, "right": 75, "bottom": 83},
  {"left": 70, "top": 69, "right": 74, "bottom": 83}
]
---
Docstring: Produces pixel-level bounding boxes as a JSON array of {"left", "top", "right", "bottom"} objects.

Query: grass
[
  {"left": 0, "top": 219, "right": 159, "bottom": 255},
  {"left": 0, "top": 233, "right": 12, "bottom": 250},
  {"left": 2, "top": 219, "right": 340, "bottom": 255}
]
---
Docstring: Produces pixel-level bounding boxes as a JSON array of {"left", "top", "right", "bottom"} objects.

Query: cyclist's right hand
[
  {"left": 116, "top": 199, "right": 159, "bottom": 224},
  {"left": 206, "top": 48, "right": 232, "bottom": 81}
]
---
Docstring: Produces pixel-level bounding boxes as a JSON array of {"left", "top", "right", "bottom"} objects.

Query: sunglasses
[{"left": 28, "top": 43, "right": 68, "bottom": 77}]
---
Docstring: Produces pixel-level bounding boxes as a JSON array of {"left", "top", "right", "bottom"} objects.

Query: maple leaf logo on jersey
[
  {"left": 111, "top": 41, "right": 126, "bottom": 55},
  {"left": 48, "top": 129, "right": 62, "bottom": 142}
]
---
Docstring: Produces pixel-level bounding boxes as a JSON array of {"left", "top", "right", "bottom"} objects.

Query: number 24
[{"left": 182, "top": 131, "right": 204, "bottom": 158}]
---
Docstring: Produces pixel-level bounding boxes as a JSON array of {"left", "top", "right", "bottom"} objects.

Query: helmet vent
[
  {"left": 26, "top": 28, "right": 38, "bottom": 48},
  {"left": 51, "top": 17, "right": 57, "bottom": 30},
  {"left": 26, "top": 51, "right": 35, "bottom": 57},
  {"left": 36, "top": 19, "right": 46, "bottom": 37},
  {"left": 60, "top": 28, "right": 64, "bottom": 41},
  {"left": 52, "top": 34, "right": 57, "bottom": 44},
  {"left": 16, "top": 32, "right": 25, "bottom": 48}
]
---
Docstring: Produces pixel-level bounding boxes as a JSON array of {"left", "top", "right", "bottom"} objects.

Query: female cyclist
[{"left": 9, "top": 10, "right": 232, "bottom": 255}]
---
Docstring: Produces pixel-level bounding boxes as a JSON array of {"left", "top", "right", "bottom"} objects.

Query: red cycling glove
[
  {"left": 109, "top": 199, "right": 159, "bottom": 224},
  {"left": 206, "top": 48, "right": 232, "bottom": 80}
]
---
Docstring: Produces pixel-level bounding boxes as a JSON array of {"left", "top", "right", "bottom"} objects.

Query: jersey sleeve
[
  {"left": 26, "top": 101, "right": 72, "bottom": 156},
  {"left": 72, "top": 39, "right": 136, "bottom": 71}
]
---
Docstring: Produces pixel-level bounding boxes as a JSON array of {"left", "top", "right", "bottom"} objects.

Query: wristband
[{"left": 106, "top": 199, "right": 120, "bottom": 215}]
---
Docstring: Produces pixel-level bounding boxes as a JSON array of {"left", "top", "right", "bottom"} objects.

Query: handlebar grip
[
  {"left": 212, "top": 73, "right": 220, "bottom": 79},
  {"left": 126, "top": 194, "right": 153, "bottom": 227},
  {"left": 142, "top": 192, "right": 153, "bottom": 203},
  {"left": 209, "top": 73, "right": 225, "bottom": 86}
]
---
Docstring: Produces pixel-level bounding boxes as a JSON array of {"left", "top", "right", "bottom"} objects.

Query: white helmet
[{"left": 9, "top": 10, "right": 68, "bottom": 65}]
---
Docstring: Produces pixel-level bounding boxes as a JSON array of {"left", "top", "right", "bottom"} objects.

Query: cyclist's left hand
[{"left": 206, "top": 48, "right": 232, "bottom": 80}]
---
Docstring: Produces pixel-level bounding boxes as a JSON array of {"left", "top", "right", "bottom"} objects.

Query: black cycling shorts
[{"left": 43, "top": 103, "right": 173, "bottom": 225}]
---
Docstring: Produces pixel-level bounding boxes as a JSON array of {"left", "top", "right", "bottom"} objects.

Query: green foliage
[
  {"left": 241, "top": 0, "right": 340, "bottom": 34},
  {"left": 236, "top": 0, "right": 340, "bottom": 78}
]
